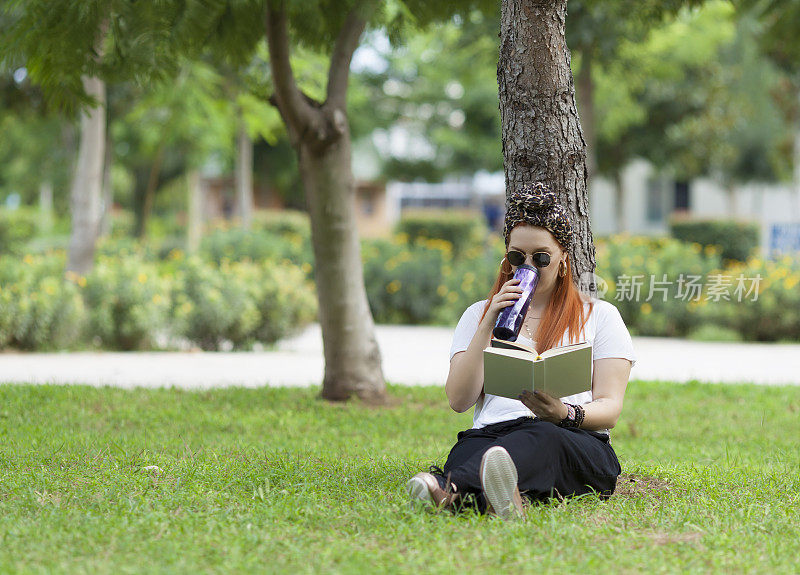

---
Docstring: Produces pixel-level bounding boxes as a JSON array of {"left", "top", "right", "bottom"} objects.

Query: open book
[{"left": 483, "top": 339, "right": 592, "bottom": 400}]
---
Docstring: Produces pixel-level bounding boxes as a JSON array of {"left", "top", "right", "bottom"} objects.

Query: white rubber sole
[
  {"left": 480, "top": 446, "right": 523, "bottom": 520},
  {"left": 406, "top": 476, "right": 435, "bottom": 507}
]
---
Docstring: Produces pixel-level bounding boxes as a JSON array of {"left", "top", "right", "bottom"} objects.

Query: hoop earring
[{"left": 558, "top": 259, "right": 567, "bottom": 278}]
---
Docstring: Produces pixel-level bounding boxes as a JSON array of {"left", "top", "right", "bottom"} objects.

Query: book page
[
  {"left": 490, "top": 338, "right": 536, "bottom": 355},
  {"left": 540, "top": 341, "right": 589, "bottom": 359}
]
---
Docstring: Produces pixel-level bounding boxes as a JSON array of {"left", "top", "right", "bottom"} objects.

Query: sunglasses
[{"left": 506, "top": 249, "right": 552, "bottom": 268}]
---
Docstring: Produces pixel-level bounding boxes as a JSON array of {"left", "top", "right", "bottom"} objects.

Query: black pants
[{"left": 441, "top": 416, "right": 621, "bottom": 508}]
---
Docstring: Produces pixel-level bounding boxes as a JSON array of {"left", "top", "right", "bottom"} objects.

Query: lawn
[{"left": 1, "top": 381, "right": 798, "bottom": 573}]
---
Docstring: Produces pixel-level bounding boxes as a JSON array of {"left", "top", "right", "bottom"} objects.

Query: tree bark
[
  {"left": 66, "top": 74, "right": 106, "bottom": 274},
  {"left": 38, "top": 181, "right": 54, "bottom": 234},
  {"left": 136, "top": 145, "right": 165, "bottom": 238},
  {"left": 299, "top": 137, "right": 385, "bottom": 402},
  {"left": 498, "top": 0, "right": 594, "bottom": 283},
  {"left": 235, "top": 121, "right": 254, "bottom": 230},
  {"left": 265, "top": 3, "right": 386, "bottom": 403},
  {"left": 99, "top": 132, "right": 113, "bottom": 237},
  {"left": 187, "top": 169, "right": 203, "bottom": 254}
]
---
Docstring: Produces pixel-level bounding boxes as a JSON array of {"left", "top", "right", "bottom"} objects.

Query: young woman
[{"left": 407, "top": 182, "right": 637, "bottom": 519}]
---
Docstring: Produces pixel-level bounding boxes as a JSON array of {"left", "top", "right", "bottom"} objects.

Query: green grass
[{"left": 1, "top": 381, "right": 799, "bottom": 574}]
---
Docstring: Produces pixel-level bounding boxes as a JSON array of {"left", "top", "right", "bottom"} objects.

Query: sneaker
[
  {"left": 479, "top": 446, "right": 525, "bottom": 520},
  {"left": 406, "top": 472, "right": 458, "bottom": 509}
]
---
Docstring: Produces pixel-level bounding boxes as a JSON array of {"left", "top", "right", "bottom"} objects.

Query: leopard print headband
[{"left": 503, "top": 182, "right": 573, "bottom": 249}]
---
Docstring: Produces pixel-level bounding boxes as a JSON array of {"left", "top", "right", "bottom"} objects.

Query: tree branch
[
  {"left": 264, "top": 1, "right": 314, "bottom": 137},
  {"left": 325, "top": 7, "right": 366, "bottom": 110}
]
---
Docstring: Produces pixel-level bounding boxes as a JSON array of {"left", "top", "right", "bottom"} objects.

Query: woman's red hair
[{"left": 480, "top": 230, "right": 592, "bottom": 353}]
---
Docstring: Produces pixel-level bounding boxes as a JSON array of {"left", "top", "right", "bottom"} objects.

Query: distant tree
[
  {"left": 353, "top": 12, "right": 502, "bottom": 181},
  {"left": 0, "top": 72, "right": 73, "bottom": 220},
  {"left": 1, "top": 0, "right": 495, "bottom": 403},
  {"left": 741, "top": 0, "right": 800, "bottom": 217},
  {"left": 566, "top": 0, "right": 698, "bottom": 183}
]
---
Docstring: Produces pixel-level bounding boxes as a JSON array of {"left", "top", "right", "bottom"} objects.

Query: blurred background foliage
[
  {"left": 0, "top": 0, "right": 799, "bottom": 350},
  {"left": 1, "top": 209, "right": 797, "bottom": 350}
]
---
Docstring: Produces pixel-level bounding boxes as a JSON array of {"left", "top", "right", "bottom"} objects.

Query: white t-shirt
[{"left": 448, "top": 298, "right": 637, "bottom": 434}]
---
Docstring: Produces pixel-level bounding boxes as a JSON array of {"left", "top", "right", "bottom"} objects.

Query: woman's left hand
[{"left": 518, "top": 390, "right": 568, "bottom": 424}]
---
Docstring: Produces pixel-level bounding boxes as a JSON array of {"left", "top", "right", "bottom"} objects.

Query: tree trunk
[
  {"left": 576, "top": 50, "right": 597, "bottom": 185},
  {"left": 98, "top": 132, "right": 113, "bottom": 237},
  {"left": 498, "top": 0, "right": 594, "bottom": 282},
  {"left": 235, "top": 121, "right": 254, "bottom": 230},
  {"left": 725, "top": 186, "right": 739, "bottom": 218},
  {"left": 265, "top": 4, "right": 385, "bottom": 403},
  {"left": 136, "top": 145, "right": 165, "bottom": 238},
  {"left": 298, "top": 136, "right": 386, "bottom": 402},
  {"left": 613, "top": 170, "right": 626, "bottom": 233},
  {"left": 186, "top": 169, "right": 203, "bottom": 254},
  {"left": 793, "top": 93, "right": 800, "bottom": 219},
  {"left": 38, "top": 181, "right": 54, "bottom": 235},
  {"left": 66, "top": 75, "right": 106, "bottom": 274}
]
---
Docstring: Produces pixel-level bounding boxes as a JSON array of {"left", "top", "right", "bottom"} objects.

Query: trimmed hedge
[
  {"left": 395, "top": 209, "right": 488, "bottom": 259},
  {"left": 669, "top": 218, "right": 759, "bottom": 263}
]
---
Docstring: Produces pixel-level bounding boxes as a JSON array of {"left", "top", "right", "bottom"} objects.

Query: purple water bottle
[{"left": 493, "top": 264, "right": 540, "bottom": 341}]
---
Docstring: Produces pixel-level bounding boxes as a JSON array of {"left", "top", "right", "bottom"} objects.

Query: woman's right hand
[{"left": 483, "top": 278, "right": 524, "bottom": 325}]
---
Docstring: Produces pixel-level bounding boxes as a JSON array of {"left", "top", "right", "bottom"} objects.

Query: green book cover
[{"left": 482, "top": 340, "right": 592, "bottom": 400}]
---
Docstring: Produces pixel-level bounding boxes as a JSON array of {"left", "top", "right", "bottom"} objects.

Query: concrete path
[{"left": 0, "top": 324, "right": 798, "bottom": 389}]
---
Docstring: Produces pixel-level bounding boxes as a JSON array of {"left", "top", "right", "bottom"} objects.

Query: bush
[
  {"left": 396, "top": 210, "right": 488, "bottom": 260},
  {"left": 199, "top": 227, "right": 313, "bottom": 276},
  {"left": 0, "top": 253, "right": 85, "bottom": 350},
  {"left": 0, "top": 208, "right": 39, "bottom": 255},
  {"left": 595, "top": 235, "right": 722, "bottom": 337},
  {"left": 252, "top": 209, "right": 311, "bottom": 239},
  {"left": 170, "top": 257, "right": 261, "bottom": 351},
  {"left": 695, "top": 255, "right": 800, "bottom": 342},
  {"left": 170, "top": 257, "right": 316, "bottom": 350},
  {"left": 669, "top": 218, "right": 759, "bottom": 263},
  {"left": 362, "top": 237, "right": 450, "bottom": 324},
  {"left": 238, "top": 261, "right": 318, "bottom": 345},
  {"left": 81, "top": 257, "right": 171, "bottom": 350},
  {"left": 432, "top": 235, "right": 505, "bottom": 325}
]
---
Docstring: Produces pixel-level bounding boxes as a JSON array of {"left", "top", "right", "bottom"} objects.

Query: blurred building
[
  {"left": 200, "top": 159, "right": 800, "bottom": 254},
  {"left": 589, "top": 159, "right": 800, "bottom": 255}
]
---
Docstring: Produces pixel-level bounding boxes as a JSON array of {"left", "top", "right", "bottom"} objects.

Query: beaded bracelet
[
  {"left": 574, "top": 404, "right": 585, "bottom": 427},
  {"left": 558, "top": 403, "right": 580, "bottom": 428}
]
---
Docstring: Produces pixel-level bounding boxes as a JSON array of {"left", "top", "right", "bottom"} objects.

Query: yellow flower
[
  {"left": 138, "top": 273, "right": 148, "bottom": 284},
  {"left": 386, "top": 280, "right": 401, "bottom": 294},
  {"left": 23, "top": 254, "right": 34, "bottom": 264},
  {"left": 152, "top": 294, "right": 163, "bottom": 304},
  {"left": 784, "top": 276, "right": 799, "bottom": 291},
  {"left": 44, "top": 284, "right": 55, "bottom": 295},
  {"left": 301, "top": 263, "right": 312, "bottom": 274},
  {"left": 691, "top": 243, "right": 702, "bottom": 254},
  {"left": 640, "top": 303, "right": 652, "bottom": 315},
  {"left": 437, "top": 285, "right": 448, "bottom": 297},
  {"left": 78, "top": 276, "right": 87, "bottom": 287}
]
